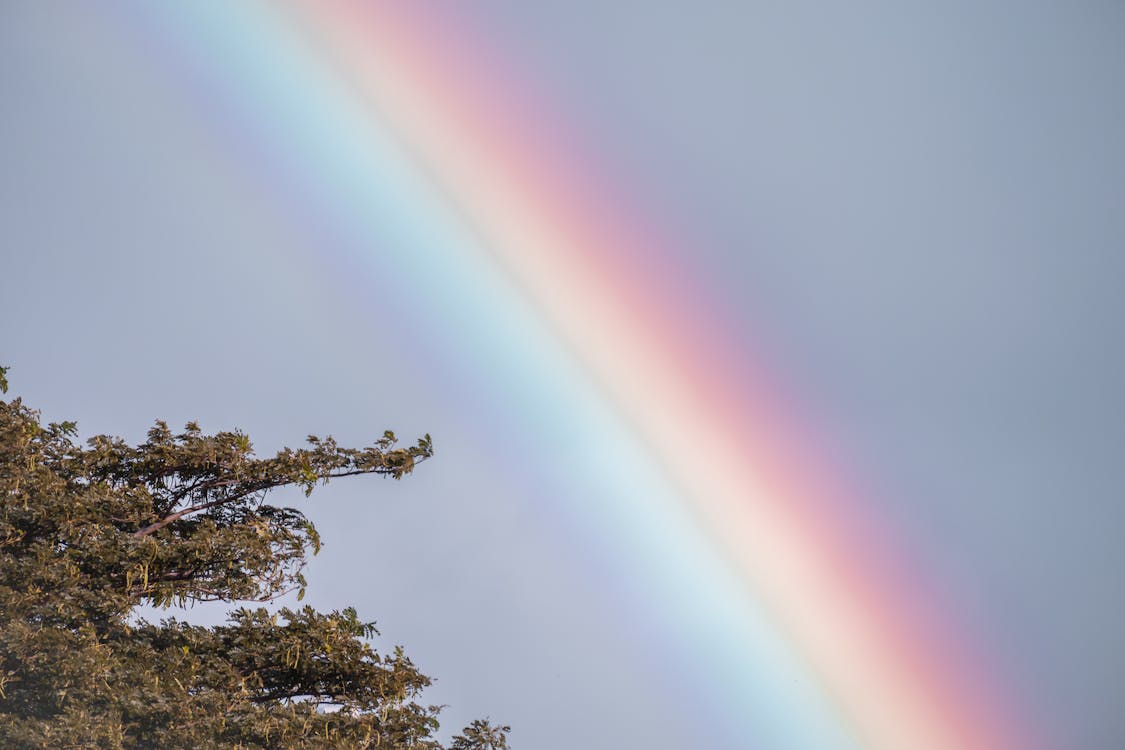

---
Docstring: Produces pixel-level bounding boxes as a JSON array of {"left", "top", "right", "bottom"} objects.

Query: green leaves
[
  {"left": 451, "top": 719, "right": 513, "bottom": 750},
  {"left": 0, "top": 387, "right": 507, "bottom": 749}
]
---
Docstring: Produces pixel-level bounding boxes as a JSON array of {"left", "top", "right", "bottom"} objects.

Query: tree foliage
[{"left": 0, "top": 366, "right": 509, "bottom": 749}]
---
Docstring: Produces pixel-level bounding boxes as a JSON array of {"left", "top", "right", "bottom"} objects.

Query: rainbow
[{"left": 109, "top": 2, "right": 1030, "bottom": 748}]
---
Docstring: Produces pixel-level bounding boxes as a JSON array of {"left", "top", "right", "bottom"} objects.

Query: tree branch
[{"left": 133, "top": 466, "right": 416, "bottom": 537}]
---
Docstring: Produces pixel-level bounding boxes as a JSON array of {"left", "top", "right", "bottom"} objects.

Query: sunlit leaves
[{"left": 0, "top": 375, "right": 507, "bottom": 749}]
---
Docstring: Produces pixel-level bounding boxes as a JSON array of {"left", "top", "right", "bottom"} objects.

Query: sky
[{"left": 2, "top": 2, "right": 1124, "bottom": 749}]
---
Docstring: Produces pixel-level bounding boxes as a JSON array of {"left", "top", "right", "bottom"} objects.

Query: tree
[{"left": 0, "top": 366, "right": 509, "bottom": 749}]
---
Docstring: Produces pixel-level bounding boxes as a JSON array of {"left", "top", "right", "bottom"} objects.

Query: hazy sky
[
  {"left": 466, "top": 4, "right": 1125, "bottom": 747},
  {"left": 2, "top": 2, "right": 1124, "bottom": 749}
]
